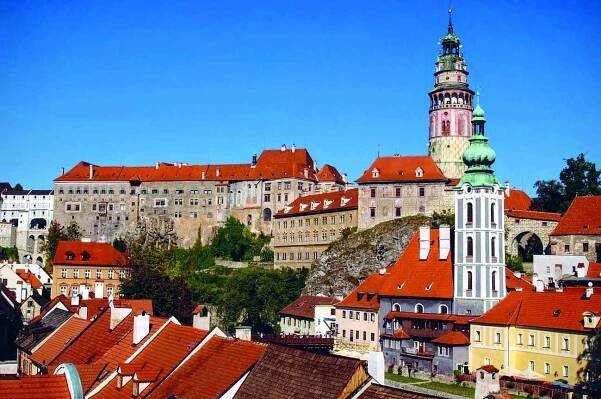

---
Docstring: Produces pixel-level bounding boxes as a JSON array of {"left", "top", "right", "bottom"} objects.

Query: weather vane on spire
[
  {"left": 447, "top": 0, "right": 454, "bottom": 34},
  {"left": 476, "top": 89, "right": 481, "bottom": 106}
]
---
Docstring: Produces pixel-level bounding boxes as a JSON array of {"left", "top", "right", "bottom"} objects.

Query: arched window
[
  {"left": 467, "top": 237, "right": 474, "bottom": 257},
  {"left": 467, "top": 271, "right": 473, "bottom": 290},
  {"left": 467, "top": 202, "right": 473, "bottom": 224},
  {"left": 65, "top": 251, "right": 75, "bottom": 261},
  {"left": 439, "top": 305, "right": 448, "bottom": 314},
  {"left": 490, "top": 203, "right": 496, "bottom": 224},
  {"left": 491, "top": 237, "right": 497, "bottom": 258},
  {"left": 392, "top": 303, "right": 401, "bottom": 312},
  {"left": 492, "top": 271, "right": 497, "bottom": 291},
  {"left": 415, "top": 303, "right": 424, "bottom": 313},
  {"left": 263, "top": 208, "right": 272, "bottom": 222}
]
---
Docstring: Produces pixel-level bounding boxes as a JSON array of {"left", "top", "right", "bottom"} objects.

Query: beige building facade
[{"left": 273, "top": 189, "right": 358, "bottom": 269}]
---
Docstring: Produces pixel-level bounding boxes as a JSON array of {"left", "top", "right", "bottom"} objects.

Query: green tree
[
  {"left": 505, "top": 254, "right": 524, "bottom": 273},
  {"left": 13, "top": 183, "right": 23, "bottom": 190},
  {"left": 0, "top": 246, "right": 19, "bottom": 261},
  {"left": 210, "top": 217, "right": 271, "bottom": 261},
  {"left": 431, "top": 210, "right": 455, "bottom": 228},
  {"left": 532, "top": 154, "right": 600, "bottom": 213},
  {"left": 112, "top": 237, "right": 127, "bottom": 253},
  {"left": 120, "top": 265, "right": 195, "bottom": 324},
  {"left": 578, "top": 332, "right": 601, "bottom": 396}
]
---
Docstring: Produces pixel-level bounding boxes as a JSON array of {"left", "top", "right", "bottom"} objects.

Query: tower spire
[{"left": 448, "top": 8, "right": 454, "bottom": 34}]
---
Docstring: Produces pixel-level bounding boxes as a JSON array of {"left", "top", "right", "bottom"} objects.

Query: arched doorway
[
  {"left": 511, "top": 231, "right": 544, "bottom": 263},
  {"left": 30, "top": 218, "right": 47, "bottom": 230}
]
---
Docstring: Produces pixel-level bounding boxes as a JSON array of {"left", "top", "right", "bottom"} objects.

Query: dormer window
[
  {"left": 323, "top": 199, "right": 333, "bottom": 209},
  {"left": 415, "top": 167, "right": 424, "bottom": 178},
  {"left": 65, "top": 251, "right": 75, "bottom": 261},
  {"left": 341, "top": 197, "right": 350, "bottom": 206},
  {"left": 81, "top": 251, "right": 91, "bottom": 261},
  {"left": 371, "top": 168, "right": 380, "bottom": 178},
  {"left": 310, "top": 201, "right": 320, "bottom": 210}
]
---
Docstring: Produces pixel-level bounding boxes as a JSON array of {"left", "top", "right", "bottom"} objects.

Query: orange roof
[
  {"left": 53, "top": 241, "right": 127, "bottom": 267},
  {"left": 587, "top": 263, "right": 601, "bottom": 278},
  {"left": 505, "top": 269, "right": 533, "bottom": 292},
  {"left": 505, "top": 209, "right": 561, "bottom": 222},
  {"left": 15, "top": 269, "right": 43, "bottom": 289},
  {"left": 378, "top": 230, "right": 454, "bottom": 299},
  {"left": 274, "top": 188, "right": 358, "bottom": 218},
  {"left": 472, "top": 287, "right": 601, "bottom": 332},
  {"left": 56, "top": 148, "right": 323, "bottom": 183},
  {"left": 356, "top": 155, "right": 447, "bottom": 183},
  {"left": 316, "top": 164, "right": 345, "bottom": 183},
  {"left": 504, "top": 189, "right": 532, "bottom": 210},
  {"left": 31, "top": 316, "right": 90, "bottom": 366},
  {"left": 148, "top": 336, "right": 267, "bottom": 399},
  {"left": 551, "top": 196, "right": 601, "bottom": 236},
  {"left": 336, "top": 273, "right": 388, "bottom": 310},
  {"left": 75, "top": 298, "right": 153, "bottom": 320},
  {"left": 381, "top": 330, "right": 411, "bottom": 340},
  {"left": 431, "top": 331, "right": 470, "bottom": 346},
  {"left": 0, "top": 375, "right": 70, "bottom": 399},
  {"left": 94, "top": 322, "right": 208, "bottom": 399},
  {"left": 279, "top": 295, "right": 338, "bottom": 319}
]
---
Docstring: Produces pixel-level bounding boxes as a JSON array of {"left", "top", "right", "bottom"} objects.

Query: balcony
[{"left": 402, "top": 347, "right": 434, "bottom": 358}]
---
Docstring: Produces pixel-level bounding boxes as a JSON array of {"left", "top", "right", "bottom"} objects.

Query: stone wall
[
  {"left": 505, "top": 217, "right": 558, "bottom": 256},
  {"left": 550, "top": 234, "right": 601, "bottom": 263}
]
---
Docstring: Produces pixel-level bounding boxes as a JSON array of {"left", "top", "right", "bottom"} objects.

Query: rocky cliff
[{"left": 303, "top": 215, "right": 431, "bottom": 297}]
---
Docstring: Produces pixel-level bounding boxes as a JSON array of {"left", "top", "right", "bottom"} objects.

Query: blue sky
[{"left": 1, "top": 1, "right": 599, "bottom": 195}]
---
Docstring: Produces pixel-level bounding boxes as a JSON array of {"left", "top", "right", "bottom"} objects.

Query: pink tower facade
[{"left": 428, "top": 12, "right": 475, "bottom": 179}]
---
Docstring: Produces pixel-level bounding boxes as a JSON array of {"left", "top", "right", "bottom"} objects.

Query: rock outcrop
[{"left": 304, "top": 215, "right": 431, "bottom": 297}]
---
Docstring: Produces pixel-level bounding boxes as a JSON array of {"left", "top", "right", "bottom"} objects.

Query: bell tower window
[
  {"left": 467, "top": 237, "right": 474, "bottom": 257},
  {"left": 466, "top": 202, "right": 473, "bottom": 224}
]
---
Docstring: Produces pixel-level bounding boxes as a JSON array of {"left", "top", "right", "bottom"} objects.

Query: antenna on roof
[{"left": 377, "top": 144, "right": 380, "bottom": 158}]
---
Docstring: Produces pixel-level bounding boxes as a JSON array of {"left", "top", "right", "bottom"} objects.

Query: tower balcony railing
[{"left": 429, "top": 104, "right": 472, "bottom": 111}]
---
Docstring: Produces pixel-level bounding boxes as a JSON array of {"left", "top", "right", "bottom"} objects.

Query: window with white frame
[
  {"left": 108, "top": 270, "right": 114, "bottom": 279},
  {"left": 544, "top": 363, "right": 550, "bottom": 374},
  {"left": 528, "top": 334, "right": 535, "bottom": 346},
  {"left": 494, "top": 332, "right": 501, "bottom": 344},
  {"left": 85, "top": 269, "right": 91, "bottom": 279},
  {"left": 562, "top": 338, "right": 569, "bottom": 351},
  {"left": 529, "top": 361, "right": 535, "bottom": 372},
  {"left": 96, "top": 269, "right": 102, "bottom": 279},
  {"left": 61, "top": 269, "right": 67, "bottom": 278},
  {"left": 563, "top": 365, "right": 569, "bottom": 377},
  {"left": 438, "top": 346, "right": 450, "bottom": 357}
]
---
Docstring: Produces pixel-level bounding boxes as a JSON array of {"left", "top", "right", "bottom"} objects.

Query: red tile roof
[
  {"left": 551, "top": 196, "right": 601, "bottom": 236},
  {"left": 505, "top": 269, "right": 533, "bottom": 292},
  {"left": 0, "top": 375, "right": 70, "bottom": 399},
  {"left": 15, "top": 269, "right": 43, "bottom": 289},
  {"left": 472, "top": 287, "right": 601, "bottom": 332},
  {"left": 148, "top": 336, "right": 267, "bottom": 399},
  {"left": 505, "top": 209, "right": 561, "bottom": 222},
  {"left": 234, "top": 344, "right": 367, "bottom": 399},
  {"left": 587, "top": 263, "right": 601, "bottom": 278},
  {"left": 94, "top": 322, "right": 208, "bottom": 399},
  {"left": 274, "top": 188, "right": 358, "bottom": 218},
  {"left": 56, "top": 148, "right": 322, "bottom": 183},
  {"left": 336, "top": 273, "right": 388, "bottom": 310},
  {"left": 479, "top": 365, "right": 500, "bottom": 373},
  {"left": 356, "top": 156, "right": 447, "bottom": 183},
  {"left": 316, "top": 164, "right": 345, "bottom": 184},
  {"left": 30, "top": 316, "right": 90, "bottom": 367},
  {"left": 431, "top": 331, "right": 470, "bottom": 346},
  {"left": 378, "top": 230, "right": 454, "bottom": 299},
  {"left": 53, "top": 241, "right": 128, "bottom": 267},
  {"left": 75, "top": 298, "right": 153, "bottom": 320},
  {"left": 504, "top": 189, "right": 532, "bottom": 210},
  {"left": 279, "top": 295, "right": 338, "bottom": 319}
]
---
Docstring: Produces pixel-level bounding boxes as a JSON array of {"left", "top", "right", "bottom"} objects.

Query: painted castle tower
[
  {"left": 428, "top": 10, "right": 475, "bottom": 179},
  {"left": 453, "top": 103, "right": 506, "bottom": 316}
]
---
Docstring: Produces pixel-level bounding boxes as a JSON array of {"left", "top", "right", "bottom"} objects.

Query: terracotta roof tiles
[
  {"left": 53, "top": 241, "right": 128, "bottom": 267},
  {"left": 15, "top": 269, "right": 43, "bottom": 289},
  {"left": 505, "top": 209, "right": 561, "bottom": 222},
  {"left": 316, "top": 164, "right": 345, "bottom": 183},
  {"left": 504, "top": 189, "right": 532, "bottom": 210},
  {"left": 275, "top": 188, "right": 358, "bottom": 218},
  {"left": 431, "top": 331, "right": 470, "bottom": 346},
  {"left": 336, "top": 273, "right": 388, "bottom": 310},
  {"left": 30, "top": 316, "right": 90, "bottom": 367},
  {"left": 279, "top": 295, "right": 339, "bottom": 319},
  {"left": 0, "top": 375, "right": 70, "bottom": 399},
  {"left": 356, "top": 156, "right": 447, "bottom": 183},
  {"left": 551, "top": 196, "right": 601, "bottom": 236}
]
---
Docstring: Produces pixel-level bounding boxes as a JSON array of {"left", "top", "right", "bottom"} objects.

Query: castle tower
[
  {"left": 453, "top": 103, "right": 506, "bottom": 316},
  {"left": 428, "top": 10, "right": 475, "bottom": 179}
]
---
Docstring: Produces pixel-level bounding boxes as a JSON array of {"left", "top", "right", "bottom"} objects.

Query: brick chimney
[
  {"left": 439, "top": 225, "right": 450, "bottom": 260},
  {"left": 235, "top": 326, "right": 252, "bottom": 341},
  {"left": 133, "top": 311, "right": 150, "bottom": 344},
  {"left": 419, "top": 226, "right": 430, "bottom": 260},
  {"left": 89, "top": 164, "right": 93, "bottom": 180}
]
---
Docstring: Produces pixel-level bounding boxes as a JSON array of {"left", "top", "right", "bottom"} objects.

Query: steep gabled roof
[
  {"left": 336, "top": 273, "right": 388, "bottom": 310},
  {"left": 356, "top": 156, "right": 447, "bottom": 184},
  {"left": 275, "top": 188, "right": 358, "bottom": 218},
  {"left": 148, "top": 336, "right": 266, "bottom": 399},
  {"left": 15, "top": 269, "right": 43, "bottom": 289},
  {"left": 0, "top": 375, "right": 70, "bottom": 399},
  {"left": 53, "top": 241, "right": 127, "bottom": 267},
  {"left": 472, "top": 287, "right": 601, "bottom": 332},
  {"left": 505, "top": 269, "right": 533, "bottom": 292},
  {"left": 378, "top": 230, "right": 454, "bottom": 299},
  {"left": 431, "top": 331, "right": 470, "bottom": 346},
  {"left": 30, "top": 316, "right": 90, "bottom": 367},
  {"left": 234, "top": 345, "right": 368, "bottom": 399},
  {"left": 504, "top": 189, "right": 532, "bottom": 210},
  {"left": 316, "top": 164, "right": 345, "bottom": 184},
  {"left": 551, "top": 196, "right": 601, "bottom": 236},
  {"left": 279, "top": 295, "right": 338, "bottom": 319}
]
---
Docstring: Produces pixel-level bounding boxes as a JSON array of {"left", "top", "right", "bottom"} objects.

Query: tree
[
  {"left": 577, "top": 332, "right": 601, "bottom": 396},
  {"left": 120, "top": 265, "right": 195, "bottom": 324},
  {"left": 0, "top": 246, "right": 19, "bottom": 261},
  {"left": 533, "top": 154, "right": 600, "bottom": 213},
  {"left": 112, "top": 238, "right": 127, "bottom": 253},
  {"left": 432, "top": 210, "right": 455, "bottom": 228},
  {"left": 505, "top": 254, "right": 524, "bottom": 273},
  {"left": 44, "top": 221, "right": 82, "bottom": 267},
  {"left": 13, "top": 183, "right": 23, "bottom": 190},
  {"left": 210, "top": 217, "right": 271, "bottom": 262}
]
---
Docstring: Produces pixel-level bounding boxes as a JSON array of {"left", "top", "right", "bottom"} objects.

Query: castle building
[
  {"left": 53, "top": 146, "right": 346, "bottom": 248},
  {"left": 273, "top": 188, "right": 358, "bottom": 269},
  {"left": 453, "top": 103, "right": 507, "bottom": 316}
]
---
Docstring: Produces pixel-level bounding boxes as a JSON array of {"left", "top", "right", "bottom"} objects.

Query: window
[
  {"left": 107, "top": 286, "right": 114, "bottom": 297},
  {"left": 60, "top": 286, "right": 67, "bottom": 295},
  {"left": 562, "top": 338, "right": 569, "bottom": 351},
  {"left": 355, "top": 330, "right": 359, "bottom": 339},
  {"left": 529, "top": 361, "right": 535, "bottom": 372},
  {"left": 475, "top": 330, "right": 481, "bottom": 342},
  {"left": 395, "top": 207, "right": 401, "bottom": 217},
  {"left": 517, "top": 333, "right": 523, "bottom": 345},
  {"left": 349, "top": 311, "right": 353, "bottom": 320},
  {"left": 96, "top": 269, "right": 102, "bottom": 279},
  {"left": 363, "top": 331, "right": 366, "bottom": 341},
  {"left": 419, "top": 187, "right": 425, "bottom": 197},
  {"left": 438, "top": 346, "right": 450, "bottom": 357},
  {"left": 494, "top": 332, "right": 501, "bottom": 344},
  {"left": 467, "top": 271, "right": 473, "bottom": 290},
  {"left": 154, "top": 198, "right": 167, "bottom": 207},
  {"left": 370, "top": 313, "right": 375, "bottom": 322},
  {"left": 342, "top": 310, "right": 346, "bottom": 319},
  {"left": 491, "top": 202, "right": 496, "bottom": 224},
  {"left": 564, "top": 244, "right": 570, "bottom": 252},
  {"left": 371, "top": 333, "right": 375, "bottom": 341},
  {"left": 491, "top": 237, "right": 497, "bottom": 258},
  {"left": 439, "top": 305, "right": 448, "bottom": 314},
  {"left": 370, "top": 187, "right": 376, "bottom": 198},
  {"left": 355, "top": 311, "right": 360, "bottom": 319},
  {"left": 415, "top": 303, "right": 424, "bottom": 313},
  {"left": 108, "top": 270, "right": 114, "bottom": 279},
  {"left": 72, "top": 269, "right": 79, "bottom": 278},
  {"left": 544, "top": 363, "right": 551, "bottom": 375},
  {"left": 467, "top": 237, "right": 474, "bottom": 257},
  {"left": 61, "top": 269, "right": 67, "bottom": 278},
  {"left": 363, "top": 312, "right": 367, "bottom": 321},
  {"left": 342, "top": 330, "right": 346, "bottom": 338},
  {"left": 491, "top": 271, "right": 497, "bottom": 291},
  {"left": 395, "top": 187, "right": 401, "bottom": 197},
  {"left": 370, "top": 207, "right": 376, "bottom": 218},
  {"left": 583, "top": 242, "right": 589, "bottom": 252},
  {"left": 85, "top": 269, "right": 91, "bottom": 279},
  {"left": 528, "top": 334, "right": 535, "bottom": 346},
  {"left": 563, "top": 365, "right": 569, "bottom": 377},
  {"left": 544, "top": 336, "right": 551, "bottom": 348},
  {"left": 392, "top": 303, "right": 401, "bottom": 312},
  {"left": 119, "top": 269, "right": 126, "bottom": 279},
  {"left": 467, "top": 202, "right": 473, "bottom": 224}
]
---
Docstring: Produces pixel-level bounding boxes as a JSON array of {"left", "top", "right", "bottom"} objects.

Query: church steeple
[{"left": 428, "top": 9, "right": 475, "bottom": 180}]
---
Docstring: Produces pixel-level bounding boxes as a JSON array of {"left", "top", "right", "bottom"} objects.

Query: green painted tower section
[{"left": 456, "top": 104, "right": 501, "bottom": 188}]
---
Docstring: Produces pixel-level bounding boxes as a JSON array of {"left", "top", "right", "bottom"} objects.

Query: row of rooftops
[{"left": 0, "top": 182, "right": 53, "bottom": 196}]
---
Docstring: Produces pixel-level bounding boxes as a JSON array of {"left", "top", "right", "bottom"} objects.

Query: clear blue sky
[{"left": 1, "top": 1, "right": 599, "bottom": 195}]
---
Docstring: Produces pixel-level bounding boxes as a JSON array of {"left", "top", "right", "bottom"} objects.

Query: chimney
[
  {"left": 280, "top": 144, "right": 286, "bottom": 152},
  {"left": 513, "top": 271, "right": 522, "bottom": 279},
  {"left": 419, "top": 226, "right": 431, "bottom": 260},
  {"left": 71, "top": 294, "right": 80, "bottom": 306},
  {"left": 61, "top": 167, "right": 65, "bottom": 176},
  {"left": 133, "top": 311, "right": 150, "bottom": 344},
  {"left": 303, "top": 168, "right": 309, "bottom": 179},
  {"left": 251, "top": 153, "right": 257, "bottom": 168},
  {"left": 235, "top": 326, "right": 252, "bottom": 341},
  {"left": 342, "top": 173, "right": 348, "bottom": 183},
  {"left": 586, "top": 282, "right": 594, "bottom": 299},
  {"left": 504, "top": 181, "right": 511, "bottom": 195},
  {"left": 89, "top": 164, "right": 93, "bottom": 180},
  {"left": 291, "top": 143, "right": 296, "bottom": 153},
  {"left": 378, "top": 267, "right": 386, "bottom": 275},
  {"left": 439, "top": 225, "right": 451, "bottom": 260},
  {"left": 534, "top": 280, "right": 544, "bottom": 292},
  {"left": 108, "top": 293, "right": 114, "bottom": 308},
  {"left": 367, "top": 352, "right": 385, "bottom": 384},
  {"left": 216, "top": 168, "right": 220, "bottom": 177},
  {"left": 81, "top": 285, "right": 89, "bottom": 300},
  {"left": 201, "top": 171, "right": 206, "bottom": 180},
  {"left": 155, "top": 162, "right": 159, "bottom": 170}
]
